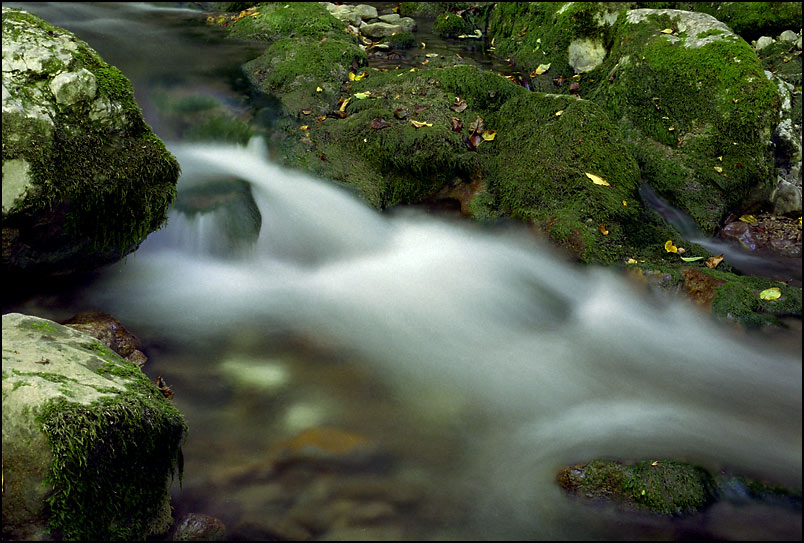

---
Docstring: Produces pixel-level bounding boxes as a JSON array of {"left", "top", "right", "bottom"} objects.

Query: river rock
[
  {"left": 2, "top": 313, "right": 187, "bottom": 541},
  {"left": 60, "top": 311, "right": 148, "bottom": 367},
  {"left": 360, "top": 22, "right": 404, "bottom": 39},
  {"left": 172, "top": 513, "right": 226, "bottom": 541},
  {"left": 755, "top": 36, "right": 775, "bottom": 50},
  {"left": 2, "top": 7, "right": 180, "bottom": 278}
]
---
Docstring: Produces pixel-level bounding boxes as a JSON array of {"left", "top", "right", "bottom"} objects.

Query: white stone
[
  {"left": 772, "top": 178, "right": 802, "bottom": 215},
  {"left": 49, "top": 68, "right": 97, "bottom": 106},
  {"left": 360, "top": 22, "right": 403, "bottom": 39},
  {"left": 755, "top": 36, "right": 775, "bottom": 50},
  {"left": 568, "top": 38, "right": 607, "bottom": 73},
  {"left": 626, "top": 9, "right": 737, "bottom": 49},
  {"left": 779, "top": 29, "right": 798, "bottom": 42},
  {"left": 329, "top": 5, "right": 361, "bottom": 26}
]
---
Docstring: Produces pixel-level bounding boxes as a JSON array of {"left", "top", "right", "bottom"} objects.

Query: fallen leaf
[
  {"left": 481, "top": 130, "right": 496, "bottom": 141},
  {"left": 569, "top": 81, "right": 580, "bottom": 92},
  {"left": 555, "top": 109, "right": 564, "bottom": 117},
  {"left": 371, "top": 118, "right": 391, "bottom": 130},
  {"left": 680, "top": 256, "right": 705, "bottom": 262},
  {"left": 410, "top": 120, "right": 433, "bottom": 128},
  {"left": 301, "top": 108, "right": 312, "bottom": 115},
  {"left": 625, "top": 258, "right": 638, "bottom": 264},
  {"left": 299, "top": 125, "right": 309, "bottom": 130},
  {"left": 717, "top": 155, "right": 723, "bottom": 161},
  {"left": 598, "top": 224, "right": 609, "bottom": 235},
  {"left": 353, "top": 91, "right": 371, "bottom": 99},
  {"left": 759, "top": 287, "right": 782, "bottom": 300},
  {"left": 668, "top": 126, "right": 675, "bottom": 131},
  {"left": 585, "top": 172, "right": 610, "bottom": 186},
  {"left": 468, "top": 116, "right": 485, "bottom": 134},
  {"left": 468, "top": 132, "right": 483, "bottom": 149},
  {"left": 393, "top": 108, "right": 408, "bottom": 119},
  {"left": 318, "top": 115, "right": 327, "bottom": 122},
  {"left": 338, "top": 97, "right": 351, "bottom": 112},
  {"left": 714, "top": 166, "right": 723, "bottom": 174},
  {"left": 622, "top": 200, "right": 627, "bottom": 206},
  {"left": 664, "top": 240, "right": 678, "bottom": 253},
  {"left": 316, "top": 86, "right": 323, "bottom": 92},
  {"left": 738, "top": 214, "right": 757, "bottom": 223},
  {"left": 463, "top": 135, "right": 477, "bottom": 151},
  {"left": 660, "top": 28, "right": 674, "bottom": 34},
  {"left": 705, "top": 254, "right": 724, "bottom": 269},
  {"left": 530, "top": 63, "right": 551, "bottom": 76},
  {"left": 414, "top": 103, "right": 429, "bottom": 113},
  {"left": 451, "top": 97, "right": 468, "bottom": 113},
  {"left": 450, "top": 117, "right": 462, "bottom": 132},
  {"left": 425, "top": 53, "right": 439, "bottom": 58},
  {"left": 651, "top": 460, "right": 661, "bottom": 466}
]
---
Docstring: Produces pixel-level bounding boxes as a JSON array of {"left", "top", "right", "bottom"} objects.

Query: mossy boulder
[
  {"left": 586, "top": 8, "right": 782, "bottom": 235},
  {"left": 558, "top": 458, "right": 715, "bottom": 515},
  {"left": 220, "top": 1, "right": 346, "bottom": 42},
  {"left": 1, "top": 7, "right": 180, "bottom": 278},
  {"left": 688, "top": 2, "right": 803, "bottom": 43},
  {"left": 433, "top": 12, "right": 472, "bottom": 37},
  {"left": 1, "top": 313, "right": 187, "bottom": 541}
]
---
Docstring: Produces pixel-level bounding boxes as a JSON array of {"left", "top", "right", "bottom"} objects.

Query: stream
[{"left": 3, "top": 3, "right": 802, "bottom": 540}]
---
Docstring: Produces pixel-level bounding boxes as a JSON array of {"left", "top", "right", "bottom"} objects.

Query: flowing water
[{"left": 4, "top": 3, "right": 802, "bottom": 540}]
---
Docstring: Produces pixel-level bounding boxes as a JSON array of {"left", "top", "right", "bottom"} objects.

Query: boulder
[
  {"left": 360, "top": 22, "right": 404, "bottom": 39},
  {"left": 588, "top": 8, "right": 782, "bottom": 234},
  {"left": 1, "top": 8, "right": 180, "bottom": 277},
  {"left": 2, "top": 313, "right": 187, "bottom": 541}
]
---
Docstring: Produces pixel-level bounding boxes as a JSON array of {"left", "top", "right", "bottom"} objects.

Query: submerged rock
[
  {"left": 1, "top": 7, "right": 180, "bottom": 278},
  {"left": 172, "top": 513, "right": 226, "bottom": 541},
  {"left": 1, "top": 313, "right": 186, "bottom": 541}
]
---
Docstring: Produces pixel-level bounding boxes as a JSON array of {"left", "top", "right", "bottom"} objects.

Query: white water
[{"left": 86, "top": 140, "right": 801, "bottom": 538}]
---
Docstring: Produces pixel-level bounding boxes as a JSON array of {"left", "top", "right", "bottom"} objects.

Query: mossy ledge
[{"left": 35, "top": 351, "right": 187, "bottom": 540}]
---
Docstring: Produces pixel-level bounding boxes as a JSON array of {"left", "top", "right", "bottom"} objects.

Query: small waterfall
[{"left": 87, "top": 140, "right": 800, "bottom": 538}]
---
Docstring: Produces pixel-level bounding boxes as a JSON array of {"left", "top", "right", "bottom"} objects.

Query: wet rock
[
  {"left": 2, "top": 7, "right": 179, "bottom": 278},
  {"left": 270, "top": 426, "right": 381, "bottom": 469},
  {"left": 557, "top": 459, "right": 714, "bottom": 515},
  {"left": 718, "top": 220, "right": 759, "bottom": 251},
  {"left": 360, "top": 22, "right": 404, "bottom": 39},
  {"left": 682, "top": 268, "right": 725, "bottom": 311},
  {"left": 755, "top": 35, "right": 775, "bottom": 50},
  {"left": 60, "top": 311, "right": 147, "bottom": 367},
  {"left": 719, "top": 215, "right": 802, "bottom": 258},
  {"left": 172, "top": 513, "right": 226, "bottom": 541}
]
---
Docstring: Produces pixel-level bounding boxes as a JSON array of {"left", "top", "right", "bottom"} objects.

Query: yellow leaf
[
  {"left": 410, "top": 120, "right": 433, "bottom": 128},
  {"left": 299, "top": 125, "right": 309, "bottom": 130},
  {"left": 759, "top": 287, "right": 782, "bottom": 301},
  {"left": 625, "top": 258, "right": 638, "bottom": 265},
  {"left": 531, "top": 63, "right": 551, "bottom": 76},
  {"left": 680, "top": 256, "right": 705, "bottom": 262},
  {"left": 622, "top": 200, "right": 627, "bottom": 206},
  {"left": 714, "top": 166, "right": 723, "bottom": 174},
  {"left": 585, "top": 172, "right": 610, "bottom": 186},
  {"left": 664, "top": 240, "right": 678, "bottom": 253},
  {"left": 668, "top": 125, "right": 675, "bottom": 131},
  {"left": 353, "top": 91, "right": 371, "bottom": 99},
  {"left": 555, "top": 110, "right": 564, "bottom": 117},
  {"left": 481, "top": 130, "right": 497, "bottom": 141},
  {"left": 354, "top": 72, "right": 367, "bottom": 81},
  {"left": 660, "top": 28, "right": 674, "bottom": 34},
  {"left": 738, "top": 214, "right": 758, "bottom": 223},
  {"left": 705, "top": 254, "right": 724, "bottom": 269},
  {"left": 316, "top": 86, "right": 323, "bottom": 92},
  {"left": 717, "top": 155, "right": 723, "bottom": 161},
  {"left": 598, "top": 224, "right": 609, "bottom": 235},
  {"left": 348, "top": 72, "right": 356, "bottom": 81},
  {"left": 651, "top": 460, "right": 660, "bottom": 466},
  {"left": 339, "top": 97, "right": 351, "bottom": 112}
]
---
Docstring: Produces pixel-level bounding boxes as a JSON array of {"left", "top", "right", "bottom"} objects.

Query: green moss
[
  {"left": 34, "top": 353, "right": 186, "bottom": 540},
  {"left": 433, "top": 12, "right": 471, "bottom": 37},
  {"left": 224, "top": 2, "right": 348, "bottom": 42},
  {"left": 30, "top": 321, "right": 59, "bottom": 335},
  {"left": 559, "top": 459, "right": 715, "bottom": 515},
  {"left": 399, "top": 3, "right": 470, "bottom": 17},
  {"left": 705, "top": 271, "right": 802, "bottom": 328},
  {"left": 692, "top": 2, "right": 803, "bottom": 42},
  {"left": 382, "top": 31, "right": 416, "bottom": 49}
]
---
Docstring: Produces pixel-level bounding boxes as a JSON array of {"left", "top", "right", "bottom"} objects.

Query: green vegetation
[
  {"left": 224, "top": 2, "right": 348, "bottom": 42},
  {"left": 433, "top": 12, "right": 471, "bottom": 37},
  {"left": 382, "top": 31, "right": 416, "bottom": 49}
]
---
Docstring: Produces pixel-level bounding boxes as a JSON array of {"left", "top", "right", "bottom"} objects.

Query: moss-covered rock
[
  {"left": 2, "top": 313, "right": 187, "bottom": 541},
  {"left": 586, "top": 8, "right": 782, "bottom": 234},
  {"left": 221, "top": 1, "right": 347, "bottom": 42},
  {"left": 688, "top": 2, "right": 803, "bottom": 43},
  {"left": 433, "top": 12, "right": 472, "bottom": 37},
  {"left": 1, "top": 7, "right": 180, "bottom": 278},
  {"left": 558, "top": 458, "right": 716, "bottom": 515}
]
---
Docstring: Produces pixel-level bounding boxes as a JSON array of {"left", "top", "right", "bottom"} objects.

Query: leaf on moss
[
  {"left": 299, "top": 125, "right": 309, "bottom": 130},
  {"left": 316, "top": 86, "right": 323, "bottom": 92},
  {"left": 625, "top": 258, "right": 638, "bottom": 264},
  {"left": 714, "top": 166, "right": 723, "bottom": 174},
  {"left": 585, "top": 172, "right": 610, "bottom": 186},
  {"left": 738, "top": 214, "right": 757, "bottom": 223},
  {"left": 371, "top": 118, "right": 391, "bottom": 130},
  {"left": 353, "top": 91, "right": 371, "bottom": 100},
  {"left": 410, "top": 120, "right": 433, "bottom": 128},
  {"left": 468, "top": 116, "right": 485, "bottom": 134},
  {"left": 660, "top": 28, "right": 674, "bottom": 34},
  {"left": 451, "top": 97, "right": 468, "bottom": 113},
  {"left": 598, "top": 224, "right": 609, "bottom": 235},
  {"left": 705, "top": 254, "right": 724, "bottom": 269},
  {"left": 680, "top": 256, "right": 704, "bottom": 262},
  {"left": 759, "top": 287, "right": 782, "bottom": 300},
  {"left": 481, "top": 130, "right": 496, "bottom": 141},
  {"left": 664, "top": 240, "right": 678, "bottom": 253},
  {"left": 393, "top": 108, "right": 408, "bottom": 119},
  {"left": 301, "top": 109, "right": 312, "bottom": 115},
  {"left": 414, "top": 104, "right": 429, "bottom": 113},
  {"left": 530, "top": 63, "right": 551, "bottom": 76},
  {"left": 450, "top": 117, "right": 462, "bottom": 132},
  {"left": 338, "top": 97, "right": 351, "bottom": 112},
  {"left": 555, "top": 109, "right": 564, "bottom": 117}
]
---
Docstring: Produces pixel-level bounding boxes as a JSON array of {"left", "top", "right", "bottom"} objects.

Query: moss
[
  {"left": 399, "top": 3, "right": 471, "bottom": 17},
  {"left": 705, "top": 271, "right": 802, "bottom": 328},
  {"left": 30, "top": 321, "right": 59, "bottom": 335},
  {"left": 587, "top": 10, "right": 781, "bottom": 234},
  {"left": 223, "top": 2, "right": 349, "bottom": 42},
  {"left": 558, "top": 459, "right": 715, "bottom": 515},
  {"left": 382, "top": 31, "right": 416, "bottom": 49},
  {"left": 433, "top": 12, "right": 472, "bottom": 37},
  {"left": 34, "top": 351, "right": 186, "bottom": 540},
  {"left": 691, "top": 2, "right": 803, "bottom": 42}
]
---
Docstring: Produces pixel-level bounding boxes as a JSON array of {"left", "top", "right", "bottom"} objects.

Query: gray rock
[
  {"left": 2, "top": 7, "right": 180, "bottom": 277},
  {"left": 377, "top": 14, "right": 416, "bottom": 33},
  {"left": 771, "top": 177, "right": 802, "bottom": 216},
  {"left": 360, "top": 22, "right": 403, "bottom": 39},
  {"left": 568, "top": 38, "right": 607, "bottom": 73},
  {"left": 353, "top": 4, "right": 378, "bottom": 21},
  {"left": 173, "top": 513, "right": 226, "bottom": 541},
  {"left": 755, "top": 35, "right": 775, "bottom": 50},
  {"left": 2, "top": 313, "right": 187, "bottom": 541},
  {"left": 327, "top": 4, "right": 361, "bottom": 27},
  {"left": 779, "top": 29, "right": 798, "bottom": 42}
]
